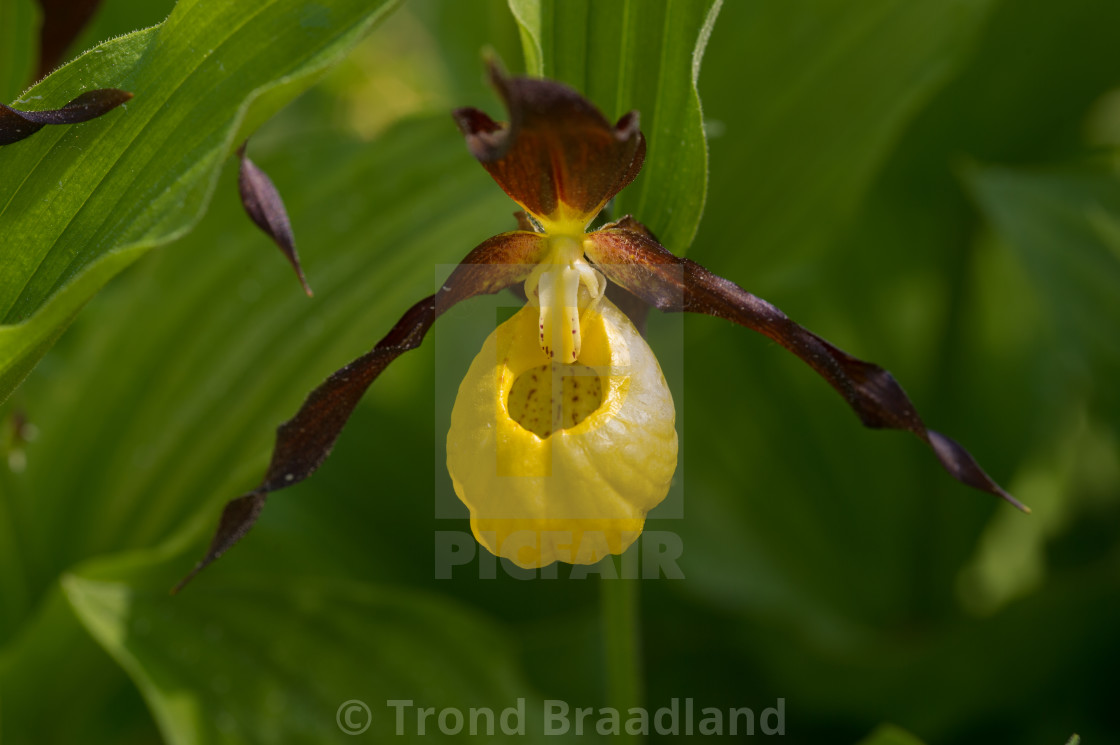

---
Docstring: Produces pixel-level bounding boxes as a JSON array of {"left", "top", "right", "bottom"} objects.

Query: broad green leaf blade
[
  {"left": 965, "top": 161, "right": 1120, "bottom": 421},
  {"left": 0, "top": 0, "right": 38, "bottom": 102},
  {"left": 696, "top": 0, "right": 998, "bottom": 279},
  {"left": 507, "top": 0, "right": 722, "bottom": 254},
  {"left": 0, "top": 0, "right": 402, "bottom": 404},
  {"left": 64, "top": 563, "right": 554, "bottom": 744},
  {"left": 0, "top": 584, "right": 161, "bottom": 743}
]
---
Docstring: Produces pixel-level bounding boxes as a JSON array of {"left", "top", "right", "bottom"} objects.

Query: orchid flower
[{"left": 176, "top": 62, "right": 1026, "bottom": 591}]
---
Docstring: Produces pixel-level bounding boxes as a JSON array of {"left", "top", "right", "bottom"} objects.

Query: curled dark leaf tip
[
  {"left": 0, "top": 88, "right": 132, "bottom": 146},
  {"left": 237, "top": 142, "right": 313, "bottom": 297},
  {"left": 927, "top": 430, "right": 1030, "bottom": 513},
  {"left": 172, "top": 489, "right": 268, "bottom": 594}
]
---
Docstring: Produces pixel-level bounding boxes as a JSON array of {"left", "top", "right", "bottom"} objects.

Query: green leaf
[
  {"left": 0, "top": 0, "right": 38, "bottom": 102},
  {"left": 507, "top": 0, "right": 722, "bottom": 254},
  {"left": 64, "top": 559, "right": 553, "bottom": 744},
  {"left": 0, "top": 0, "right": 402, "bottom": 404},
  {"left": 695, "top": 0, "right": 999, "bottom": 280},
  {"left": 0, "top": 584, "right": 160, "bottom": 743},
  {"left": 965, "top": 160, "right": 1120, "bottom": 421},
  {"left": 855, "top": 723, "right": 928, "bottom": 745}
]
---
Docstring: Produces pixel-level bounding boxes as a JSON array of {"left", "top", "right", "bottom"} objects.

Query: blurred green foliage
[
  {"left": 0, "top": 0, "right": 402, "bottom": 402},
  {"left": 1, "top": 0, "right": 1118, "bottom": 743}
]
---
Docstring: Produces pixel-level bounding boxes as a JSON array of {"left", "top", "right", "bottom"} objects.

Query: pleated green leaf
[
  {"left": 0, "top": 0, "right": 402, "bottom": 404},
  {"left": 64, "top": 563, "right": 553, "bottom": 744},
  {"left": 965, "top": 160, "right": 1120, "bottom": 421},
  {"left": 696, "top": 0, "right": 999, "bottom": 279}
]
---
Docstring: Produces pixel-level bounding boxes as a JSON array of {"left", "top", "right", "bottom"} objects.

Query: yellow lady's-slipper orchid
[
  {"left": 178, "top": 61, "right": 1025, "bottom": 592},
  {"left": 445, "top": 64, "right": 681, "bottom": 568}
]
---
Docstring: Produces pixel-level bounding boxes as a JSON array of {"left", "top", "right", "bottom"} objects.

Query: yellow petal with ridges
[{"left": 447, "top": 298, "right": 678, "bottom": 569}]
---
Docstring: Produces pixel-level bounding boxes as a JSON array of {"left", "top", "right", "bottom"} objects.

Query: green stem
[{"left": 600, "top": 567, "right": 643, "bottom": 741}]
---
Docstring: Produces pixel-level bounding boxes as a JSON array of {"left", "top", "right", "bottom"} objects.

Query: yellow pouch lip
[
  {"left": 494, "top": 300, "right": 631, "bottom": 450},
  {"left": 447, "top": 298, "right": 678, "bottom": 568},
  {"left": 469, "top": 518, "right": 646, "bottom": 570}
]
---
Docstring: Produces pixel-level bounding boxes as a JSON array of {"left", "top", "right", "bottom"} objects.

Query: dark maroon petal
[
  {"left": 173, "top": 231, "right": 548, "bottom": 592},
  {"left": 36, "top": 0, "right": 105, "bottom": 79},
  {"left": 585, "top": 218, "right": 1029, "bottom": 513},
  {"left": 0, "top": 88, "right": 132, "bottom": 146},
  {"left": 452, "top": 59, "right": 644, "bottom": 224},
  {"left": 172, "top": 491, "right": 267, "bottom": 594},
  {"left": 237, "top": 142, "right": 312, "bottom": 297}
]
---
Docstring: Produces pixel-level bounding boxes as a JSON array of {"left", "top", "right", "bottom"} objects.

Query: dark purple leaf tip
[
  {"left": 172, "top": 490, "right": 268, "bottom": 594},
  {"left": 0, "top": 88, "right": 132, "bottom": 146},
  {"left": 238, "top": 142, "right": 313, "bottom": 297}
]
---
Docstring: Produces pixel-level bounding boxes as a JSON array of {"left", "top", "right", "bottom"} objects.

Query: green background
[{"left": 1, "top": 0, "right": 1117, "bottom": 743}]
